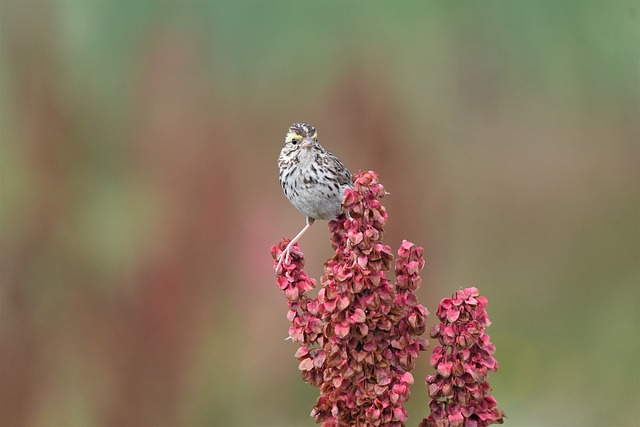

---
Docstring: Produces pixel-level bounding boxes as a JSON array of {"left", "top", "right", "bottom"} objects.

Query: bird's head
[{"left": 284, "top": 123, "right": 318, "bottom": 150}]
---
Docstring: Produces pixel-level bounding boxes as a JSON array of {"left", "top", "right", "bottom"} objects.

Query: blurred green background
[{"left": 1, "top": 1, "right": 638, "bottom": 426}]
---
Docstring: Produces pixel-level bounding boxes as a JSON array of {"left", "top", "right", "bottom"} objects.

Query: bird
[{"left": 276, "top": 123, "right": 353, "bottom": 273}]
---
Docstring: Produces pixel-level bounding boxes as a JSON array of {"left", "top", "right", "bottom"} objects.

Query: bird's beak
[{"left": 301, "top": 137, "right": 314, "bottom": 149}]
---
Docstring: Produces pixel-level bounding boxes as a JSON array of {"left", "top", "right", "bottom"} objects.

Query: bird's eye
[{"left": 291, "top": 138, "right": 299, "bottom": 144}]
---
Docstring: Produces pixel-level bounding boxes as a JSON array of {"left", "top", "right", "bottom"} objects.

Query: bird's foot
[{"left": 275, "top": 244, "right": 292, "bottom": 274}]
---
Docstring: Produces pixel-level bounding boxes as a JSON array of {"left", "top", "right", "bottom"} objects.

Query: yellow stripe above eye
[{"left": 286, "top": 132, "right": 301, "bottom": 143}]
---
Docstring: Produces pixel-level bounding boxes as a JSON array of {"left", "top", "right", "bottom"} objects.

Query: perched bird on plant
[{"left": 276, "top": 123, "right": 352, "bottom": 272}]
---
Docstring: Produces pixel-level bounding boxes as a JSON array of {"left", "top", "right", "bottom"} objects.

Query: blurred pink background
[{"left": 1, "top": 2, "right": 638, "bottom": 426}]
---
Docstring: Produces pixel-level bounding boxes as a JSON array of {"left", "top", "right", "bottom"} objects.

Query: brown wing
[{"left": 323, "top": 150, "right": 353, "bottom": 187}]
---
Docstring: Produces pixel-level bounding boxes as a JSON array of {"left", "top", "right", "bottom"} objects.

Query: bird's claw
[{"left": 275, "top": 246, "right": 291, "bottom": 274}]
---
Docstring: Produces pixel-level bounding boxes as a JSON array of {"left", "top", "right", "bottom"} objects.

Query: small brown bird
[{"left": 276, "top": 123, "right": 352, "bottom": 272}]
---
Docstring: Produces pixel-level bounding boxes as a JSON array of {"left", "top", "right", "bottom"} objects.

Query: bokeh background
[{"left": 1, "top": 1, "right": 638, "bottom": 426}]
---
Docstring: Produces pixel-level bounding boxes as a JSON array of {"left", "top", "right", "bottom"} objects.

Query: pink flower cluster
[
  {"left": 420, "top": 288, "right": 505, "bottom": 427},
  {"left": 272, "top": 171, "right": 429, "bottom": 426}
]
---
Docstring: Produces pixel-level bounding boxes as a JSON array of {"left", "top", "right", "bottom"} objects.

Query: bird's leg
[{"left": 276, "top": 217, "right": 315, "bottom": 273}]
